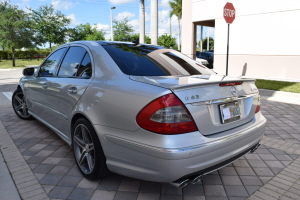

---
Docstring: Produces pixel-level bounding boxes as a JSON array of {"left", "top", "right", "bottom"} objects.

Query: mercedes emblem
[{"left": 231, "top": 86, "right": 238, "bottom": 97}]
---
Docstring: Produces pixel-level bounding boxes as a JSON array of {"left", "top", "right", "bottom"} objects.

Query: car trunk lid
[{"left": 130, "top": 75, "right": 260, "bottom": 136}]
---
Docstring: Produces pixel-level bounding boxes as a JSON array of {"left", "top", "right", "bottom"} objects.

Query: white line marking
[{"left": 2, "top": 92, "right": 13, "bottom": 102}]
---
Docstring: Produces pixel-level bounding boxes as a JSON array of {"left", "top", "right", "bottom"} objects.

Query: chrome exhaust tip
[
  {"left": 250, "top": 143, "right": 260, "bottom": 153},
  {"left": 170, "top": 174, "right": 203, "bottom": 188},
  {"left": 191, "top": 175, "right": 203, "bottom": 184},
  {"left": 170, "top": 179, "right": 190, "bottom": 189}
]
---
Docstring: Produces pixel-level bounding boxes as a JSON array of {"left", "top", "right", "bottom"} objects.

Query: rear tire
[
  {"left": 72, "top": 118, "right": 109, "bottom": 180},
  {"left": 12, "top": 88, "right": 34, "bottom": 120}
]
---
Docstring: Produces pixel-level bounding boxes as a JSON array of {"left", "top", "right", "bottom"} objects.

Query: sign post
[{"left": 223, "top": 2, "right": 235, "bottom": 75}]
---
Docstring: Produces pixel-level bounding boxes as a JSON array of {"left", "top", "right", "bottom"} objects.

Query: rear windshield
[{"left": 102, "top": 43, "right": 214, "bottom": 76}]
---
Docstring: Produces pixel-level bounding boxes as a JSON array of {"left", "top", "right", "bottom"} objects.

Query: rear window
[{"left": 102, "top": 43, "right": 214, "bottom": 76}]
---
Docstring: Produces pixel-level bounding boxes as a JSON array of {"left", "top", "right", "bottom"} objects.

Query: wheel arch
[{"left": 70, "top": 112, "right": 101, "bottom": 145}]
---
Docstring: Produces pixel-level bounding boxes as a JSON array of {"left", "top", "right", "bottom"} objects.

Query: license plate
[{"left": 220, "top": 102, "right": 241, "bottom": 123}]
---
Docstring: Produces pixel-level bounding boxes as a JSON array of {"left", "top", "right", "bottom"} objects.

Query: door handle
[
  {"left": 68, "top": 87, "right": 77, "bottom": 94},
  {"left": 42, "top": 82, "right": 48, "bottom": 89}
]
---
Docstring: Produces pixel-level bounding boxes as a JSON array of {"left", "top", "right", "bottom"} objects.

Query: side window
[
  {"left": 39, "top": 48, "right": 66, "bottom": 77},
  {"left": 58, "top": 47, "right": 86, "bottom": 77},
  {"left": 77, "top": 53, "right": 92, "bottom": 78}
]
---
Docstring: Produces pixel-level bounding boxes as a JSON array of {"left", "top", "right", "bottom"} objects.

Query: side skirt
[{"left": 29, "top": 111, "right": 72, "bottom": 146}]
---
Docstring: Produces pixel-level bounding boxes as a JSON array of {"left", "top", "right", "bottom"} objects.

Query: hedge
[{"left": 0, "top": 50, "right": 51, "bottom": 59}]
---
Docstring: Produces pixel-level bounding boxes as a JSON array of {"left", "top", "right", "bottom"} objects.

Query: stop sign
[{"left": 224, "top": 2, "right": 235, "bottom": 24}]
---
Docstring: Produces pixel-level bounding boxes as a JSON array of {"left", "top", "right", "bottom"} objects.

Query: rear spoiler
[{"left": 170, "top": 79, "right": 256, "bottom": 91}]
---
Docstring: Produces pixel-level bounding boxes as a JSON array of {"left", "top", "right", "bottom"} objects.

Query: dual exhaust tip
[
  {"left": 170, "top": 175, "right": 203, "bottom": 189},
  {"left": 171, "top": 143, "right": 261, "bottom": 188}
]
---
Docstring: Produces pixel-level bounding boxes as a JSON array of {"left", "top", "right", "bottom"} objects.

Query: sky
[{"left": 11, "top": 0, "right": 214, "bottom": 43}]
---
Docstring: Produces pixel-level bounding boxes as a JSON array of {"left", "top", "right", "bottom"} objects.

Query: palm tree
[
  {"left": 170, "top": 15, "right": 172, "bottom": 36},
  {"left": 169, "top": 0, "right": 182, "bottom": 50},
  {"left": 139, "top": 0, "right": 145, "bottom": 43},
  {"left": 151, "top": 0, "right": 158, "bottom": 45}
]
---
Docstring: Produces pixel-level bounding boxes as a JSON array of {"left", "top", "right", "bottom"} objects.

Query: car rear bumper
[{"left": 95, "top": 113, "right": 266, "bottom": 182}]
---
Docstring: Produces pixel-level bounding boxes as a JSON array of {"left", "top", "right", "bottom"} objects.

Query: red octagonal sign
[{"left": 224, "top": 2, "right": 235, "bottom": 24}]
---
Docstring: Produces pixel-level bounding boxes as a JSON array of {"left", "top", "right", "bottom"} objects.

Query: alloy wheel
[
  {"left": 12, "top": 92, "right": 30, "bottom": 118},
  {"left": 73, "top": 124, "right": 95, "bottom": 174}
]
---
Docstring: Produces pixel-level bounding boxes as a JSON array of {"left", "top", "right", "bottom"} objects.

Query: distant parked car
[
  {"left": 13, "top": 41, "right": 266, "bottom": 188},
  {"left": 196, "top": 51, "right": 214, "bottom": 69},
  {"left": 34, "top": 54, "right": 46, "bottom": 58},
  {"left": 195, "top": 57, "right": 209, "bottom": 67}
]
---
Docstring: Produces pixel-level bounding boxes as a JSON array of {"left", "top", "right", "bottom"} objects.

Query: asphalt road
[{"left": 0, "top": 69, "right": 24, "bottom": 92}]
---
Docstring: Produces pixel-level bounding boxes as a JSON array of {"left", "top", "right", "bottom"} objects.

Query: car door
[
  {"left": 26, "top": 47, "right": 67, "bottom": 121},
  {"left": 45, "top": 45, "right": 93, "bottom": 136}
]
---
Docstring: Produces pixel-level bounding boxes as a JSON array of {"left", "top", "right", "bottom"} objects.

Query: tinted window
[
  {"left": 58, "top": 47, "right": 86, "bottom": 77},
  {"left": 163, "top": 53, "right": 201, "bottom": 75},
  {"left": 77, "top": 53, "right": 92, "bottom": 78},
  {"left": 102, "top": 44, "right": 167, "bottom": 76},
  {"left": 102, "top": 43, "right": 214, "bottom": 76},
  {"left": 39, "top": 48, "right": 66, "bottom": 77}
]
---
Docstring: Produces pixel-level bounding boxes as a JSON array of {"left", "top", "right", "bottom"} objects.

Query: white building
[{"left": 182, "top": 0, "right": 300, "bottom": 79}]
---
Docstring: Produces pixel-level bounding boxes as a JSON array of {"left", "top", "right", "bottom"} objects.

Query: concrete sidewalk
[
  {"left": 242, "top": 76, "right": 300, "bottom": 83},
  {"left": 259, "top": 89, "right": 300, "bottom": 105},
  {"left": 0, "top": 150, "right": 21, "bottom": 200}
]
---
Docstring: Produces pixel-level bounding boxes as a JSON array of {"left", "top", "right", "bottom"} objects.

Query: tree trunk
[
  {"left": 12, "top": 47, "right": 15, "bottom": 67},
  {"left": 178, "top": 20, "right": 181, "bottom": 51},
  {"left": 151, "top": 0, "right": 158, "bottom": 45},
  {"left": 139, "top": 0, "right": 145, "bottom": 43},
  {"left": 170, "top": 16, "right": 172, "bottom": 36}
]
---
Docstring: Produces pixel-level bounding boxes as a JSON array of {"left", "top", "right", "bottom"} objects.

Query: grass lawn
[
  {"left": 256, "top": 79, "right": 300, "bottom": 93},
  {"left": 0, "top": 59, "right": 44, "bottom": 69}
]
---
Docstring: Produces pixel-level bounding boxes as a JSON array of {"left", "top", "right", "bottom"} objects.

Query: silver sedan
[{"left": 12, "top": 41, "right": 266, "bottom": 188}]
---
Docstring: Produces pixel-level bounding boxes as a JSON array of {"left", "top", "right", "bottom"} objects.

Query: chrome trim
[
  {"left": 105, "top": 118, "right": 266, "bottom": 154},
  {"left": 170, "top": 179, "right": 190, "bottom": 188},
  {"left": 191, "top": 93, "right": 258, "bottom": 106},
  {"left": 28, "top": 111, "right": 72, "bottom": 146}
]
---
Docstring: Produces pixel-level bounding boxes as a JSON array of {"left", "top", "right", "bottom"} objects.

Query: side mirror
[{"left": 22, "top": 67, "right": 35, "bottom": 76}]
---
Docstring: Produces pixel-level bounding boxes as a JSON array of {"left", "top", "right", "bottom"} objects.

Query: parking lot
[{"left": 0, "top": 70, "right": 300, "bottom": 200}]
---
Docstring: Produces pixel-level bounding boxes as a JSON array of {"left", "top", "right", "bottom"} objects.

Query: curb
[
  {"left": 259, "top": 89, "right": 300, "bottom": 105},
  {"left": 0, "top": 68, "right": 25, "bottom": 71},
  {"left": 0, "top": 120, "right": 50, "bottom": 200}
]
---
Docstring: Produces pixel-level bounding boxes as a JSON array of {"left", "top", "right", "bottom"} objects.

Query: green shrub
[
  {"left": 0, "top": 50, "right": 51, "bottom": 59},
  {"left": 0, "top": 51, "right": 10, "bottom": 59},
  {"left": 158, "top": 34, "right": 177, "bottom": 49}
]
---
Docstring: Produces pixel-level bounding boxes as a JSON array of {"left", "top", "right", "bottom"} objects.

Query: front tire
[
  {"left": 12, "top": 88, "right": 34, "bottom": 120},
  {"left": 72, "top": 118, "right": 109, "bottom": 180}
]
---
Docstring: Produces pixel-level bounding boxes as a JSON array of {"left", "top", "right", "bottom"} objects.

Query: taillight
[
  {"left": 255, "top": 96, "right": 261, "bottom": 113},
  {"left": 136, "top": 94, "right": 198, "bottom": 134},
  {"left": 219, "top": 82, "right": 243, "bottom": 86}
]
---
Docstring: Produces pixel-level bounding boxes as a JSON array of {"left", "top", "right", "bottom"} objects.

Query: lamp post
[{"left": 110, "top": 7, "right": 116, "bottom": 41}]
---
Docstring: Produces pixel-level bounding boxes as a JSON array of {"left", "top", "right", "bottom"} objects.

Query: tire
[
  {"left": 72, "top": 118, "right": 109, "bottom": 180},
  {"left": 12, "top": 88, "right": 34, "bottom": 120}
]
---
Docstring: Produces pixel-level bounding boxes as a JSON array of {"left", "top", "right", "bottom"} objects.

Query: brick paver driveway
[{"left": 1, "top": 79, "right": 300, "bottom": 200}]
